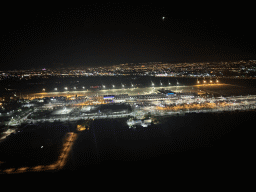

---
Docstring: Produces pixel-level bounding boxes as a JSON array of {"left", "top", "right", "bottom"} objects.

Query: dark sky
[{"left": 1, "top": 3, "right": 255, "bottom": 70}]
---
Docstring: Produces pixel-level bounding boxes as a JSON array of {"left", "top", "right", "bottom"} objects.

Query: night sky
[{"left": 1, "top": 3, "right": 255, "bottom": 70}]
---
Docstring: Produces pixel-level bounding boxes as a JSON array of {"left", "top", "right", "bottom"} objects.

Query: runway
[
  {"left": 28, "top": 85, "right": 198, "bottom": 99},
  {"left": 26, "top": 83, "right": 256, "bottom": 99}
]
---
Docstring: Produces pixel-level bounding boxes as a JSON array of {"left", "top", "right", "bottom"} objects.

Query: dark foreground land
[
  {"left": 64, "top": 111, "right": 255, "bottom": 174},
  {"left": 0, "top": 110, "right": 255, "bottom": 175}
]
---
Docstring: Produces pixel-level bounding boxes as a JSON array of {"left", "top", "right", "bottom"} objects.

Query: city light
[
  {"left": 1, "top": 59, "right": 256, "bottom": 174},
  {"left": 2, "top": 60, "right": 256, "bottom": 79}
]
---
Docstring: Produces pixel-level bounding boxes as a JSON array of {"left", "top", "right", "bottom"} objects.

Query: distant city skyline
[{"left": 1, "top": 60, "right": 255, "bottom": 81}]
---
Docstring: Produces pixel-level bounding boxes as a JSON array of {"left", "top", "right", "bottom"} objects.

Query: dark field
[
  {"left": 0, "top": 123, "right": 70, "bottom": 169},
  {"left": 2, "top": 76, "right": 256, "bottom": 94},
  {"left": 1, "top": 110, "right": 254, "bottom": 174},
  {"left": 63, "top": 110, "right": 255, "bottom": 174}
]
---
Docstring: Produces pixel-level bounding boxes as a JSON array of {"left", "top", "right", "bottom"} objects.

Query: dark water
[{"left": 63, "top": 111, "right": 255, "bottom": 174}]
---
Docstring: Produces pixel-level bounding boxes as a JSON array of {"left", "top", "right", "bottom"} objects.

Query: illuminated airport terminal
[{"left": 1, "top": 78, "right": 256, "bottom": 131}]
